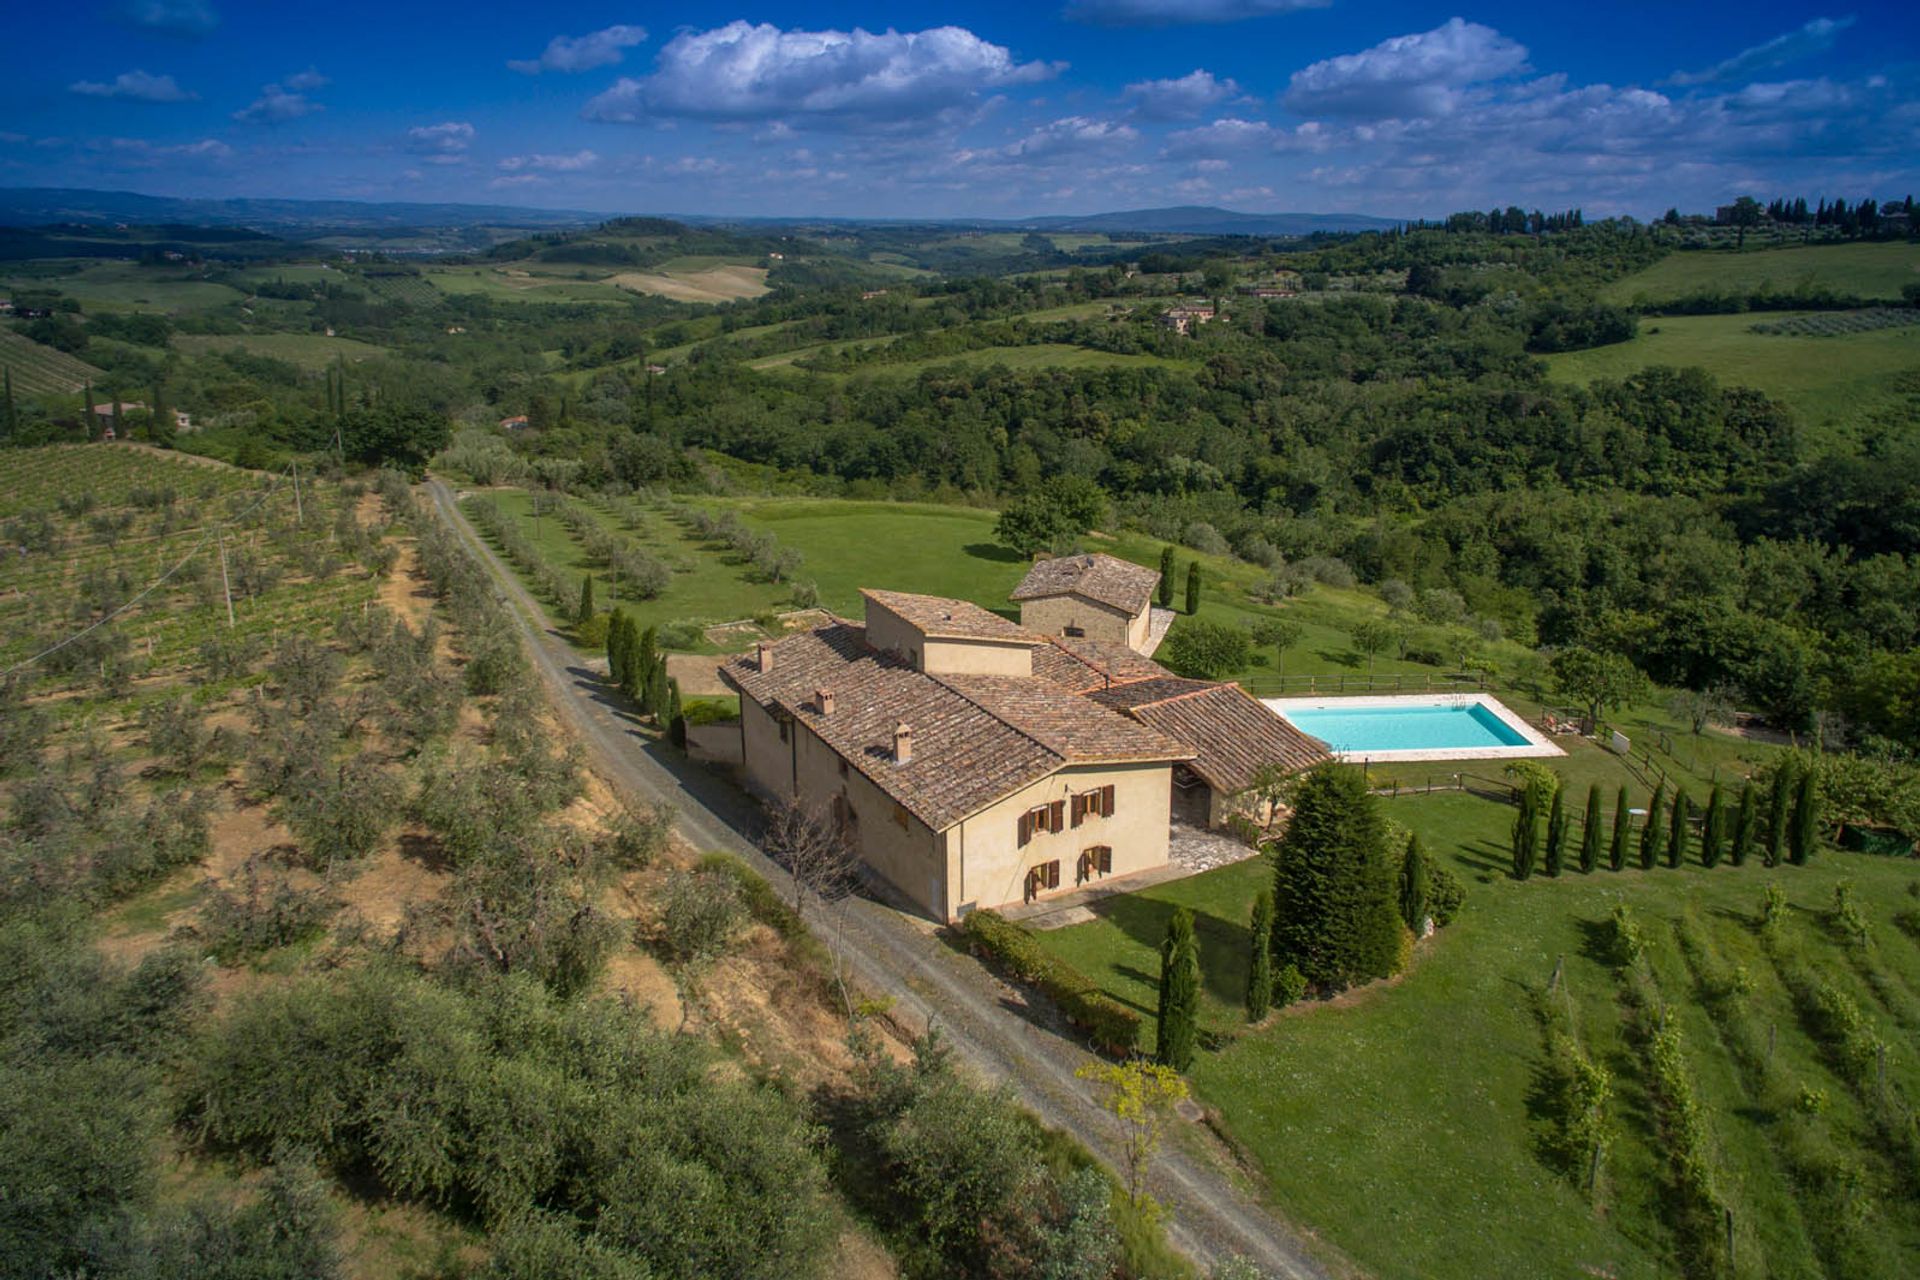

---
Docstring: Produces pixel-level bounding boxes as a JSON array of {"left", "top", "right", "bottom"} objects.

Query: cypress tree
[
  {"left": 1158, "top": 545, "right": 1176, "bottom": 607},
  {"left": 1271, "top": 764, "right": 1402, "bottom": 989},
  {"left": 1246, "top": 888, "right": 1275, "bottom": 1023},
  {"left": 1580, "top": 784, "right": 1603, "bottom": 874},
  {"left": 1668, "top": 791, "right": 1690, "bottom": 869},
  {"left": 1610, "top": 786, "right": 1630, "bottom": 871},
  {"left": 1512, "top": 785, "right": 1538, "bottom": 881},
  {"left": 1543, "top": 785, "right": 1566, "bottom": 877},
  {"left": 1399, "top": 834, "right": 1428, "bottom": 933},
  {"left": 648, "top": 662, "right": 671, "bottom": 725},
  {"left": 576, "top": 574, "right": 595, "bottom": 626},
  {"left": 1701, "top": 785, "right": 1726, "bottom": 868},
  {"left": 1185, "top": 561, "right": 1202, "bottom": 615},
  {"left": 1156, "top": 908, "right": 1200, "bottom": 1070},
  {"left": 1766, "top": 765, "right": 1793, "bottom": 865},
  {"left": 666, "top": 677, "right": 686, "bottom": 748},
  {"left": 1789, "top": 769, "right": 1819, "bottom": 865},
  {"left": 607, "top": 610, "right": 630, "bottom": 686},
  {"left": 1641, "top": 783, "right": 1665, "bottom": 870},
  {"left": 1732, "top": 782, "right": 1757, "bottom": 867}
]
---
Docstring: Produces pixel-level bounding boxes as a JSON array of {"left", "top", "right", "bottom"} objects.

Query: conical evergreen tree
[
  {"left": 1610, "top": 786, "right": 1631, "bottom": 872},
  {"left": 1271, "top": 765, "right": 1402, "bottom": 990},
  {"left": 1156, "top": 908, "right": 1200, "bottom": 1070},
  {"left": 576, "top": 574, "right": 595, "bottom": 626},
  {"left": 648, "top": 662, "right": 671, "bottom": 725},
  {"left": 607, "top": 610, "right": 630, "bottom": 686},
  {"left": 1399, "top": 834, "right": 1428, "bottom": 933},
  {"left": 666, "top": 677, "right": 686, "bottom": 747},
  {"left": 1731, "top": 782, "right": 1757, "bottom": 867},
  {"left": 1512, "top": 785, "right": 1538, "bottom": 881},
  {"left": 1580, "top": 785, "right": 1603, "bottom": 874},
  {"left": 1158, "top": 545, "right": 1176, "bottom": 608},
  {"left": 1543, "top": 785, "right": 1566, "bottom": 877},
  {"left": 1641, "top": 783, "right": 1665, "bottom": 870},
  {"left": 1789, "top": 769, "right": 1819, "bottom": 865},
  {"left": 1701, "top": 786, "right": 1727, "bottom": 868},
  {"left": 1185, "top": 561, "right": 1202, "bottom": 615},
  {"left": 1246, "top": 888, "right": 1275, "bottom": 1023},
  {"left": 1766, "top": 765, "right": 1793, "bottom": 865},
  {"left": 1668, "top": 791, "right": 1691, "bottom": 869}
]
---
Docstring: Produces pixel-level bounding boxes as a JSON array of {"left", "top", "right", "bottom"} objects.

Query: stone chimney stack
[
  {"left": 816, "top": 687, "right": 835, "bottom": 716},
  {"left": 756, "top": 641, "right": 774, "bottom": 674},
  {"left": 893, "top": 721, "right": 914, "bottom": 765}
]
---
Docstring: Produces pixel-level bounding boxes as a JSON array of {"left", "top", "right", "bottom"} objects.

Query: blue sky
[{"left": 3, "top": 2, "right": 1915, "bottom": 219}]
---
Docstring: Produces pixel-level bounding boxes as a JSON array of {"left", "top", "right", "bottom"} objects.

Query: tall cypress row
[
  {"left": 1512, "top": 785, "right": 1539, "bottom": 881},
  {"left": 1766, "top": 765, "right": 1794, "bottom": 865},
  {"left": 1731, "top": 782, "right": 1757, "bottom": 867},
  {"left": 1668, "top": 791, "right": 1691, "bottom": 869},
  {"left": 1641, "top": 783, "right": 1665, "bottom": 870},
  {"left": 1789, "top": 769, "right": 1819, "bottom": 865},
  {"left": 1580, "top": 784, "right": 1603, "bottom": 874},
  {"left": 1610, "top": 786, "right": 1631, "bottom": 871},
  {"left": 1701, "top": 786, "right": 1727, "bottom": 868},
  {"left": 1543, "top": 785, "right": 1566, "bottom": 877},
  {"left": 1158, "top": 545, "right": 1176, "bottom": 608},
  {"left": 1157, "top": 908, "right": 1201, "bottom": 1071},
  {"left": 1246, "top": 888, "right": 1275, "bottom": 1023}
]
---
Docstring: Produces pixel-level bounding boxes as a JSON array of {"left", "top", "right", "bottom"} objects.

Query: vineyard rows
[
  {"left": 357, "top": 271, "right": 442, "bottom": 307},
  {"left": 1751, "top": 307, "right": 1920, "bottom": 337},
  {"left": 0, "top": 328, "right": 107, "bottom": 397}
]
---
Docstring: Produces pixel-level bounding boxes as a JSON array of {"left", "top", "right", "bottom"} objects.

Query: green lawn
[
  {"left": 1543, "top": 311, "right": 1920, "bottom": 436},
  {"left": 1034, "top": 791, "right": 1920, "bottom": 1280},
  {"left": 172, "top": 332, "right": 388, "bottom": 369},
  {"left": 1602, "top": 241, "right": 1920, "bottom": 306}
]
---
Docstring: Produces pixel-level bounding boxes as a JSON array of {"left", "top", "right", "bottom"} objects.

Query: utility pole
[
  {"left": 292, "top": 459, "right": 305, "bottom": 527},
  {"left": 218, "top": 532, "right": 235, "bottom": 629}
]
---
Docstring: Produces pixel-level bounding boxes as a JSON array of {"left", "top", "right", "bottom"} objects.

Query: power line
[{"left": 1, "top": 462, "right": 295, "bottom": 677}]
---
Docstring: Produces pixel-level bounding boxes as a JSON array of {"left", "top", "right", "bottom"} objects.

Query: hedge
[{"left": 962, "top": 910, "right": 1140, "bottom": 1055}]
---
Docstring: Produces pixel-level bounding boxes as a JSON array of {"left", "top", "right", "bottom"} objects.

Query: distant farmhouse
[
  {"left": 1157, "top": 303, "right": 1216, "bottom": 335},
  {"left": 90, "top": 402, "right": 192, "bottom": 433},
  {"left": 720, "top": 564, "right": 1325, "bottom": 921}
]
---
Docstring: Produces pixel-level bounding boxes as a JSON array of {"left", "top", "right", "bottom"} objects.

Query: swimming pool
[{"left": 1263, "top": 694, "right": 1563, "bottom": 762}]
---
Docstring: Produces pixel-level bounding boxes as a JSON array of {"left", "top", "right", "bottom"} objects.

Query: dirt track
[{"left": 425, "top": 476, "right": 1333, "bottom": 1280}]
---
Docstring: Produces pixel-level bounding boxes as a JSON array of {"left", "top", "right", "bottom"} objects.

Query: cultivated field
[
  {"left": 0, "top": 261, "right": 245, "bottom": 313},
  {"left": 611, "top": 262, "right": 771, "bottom": 303},
  {"left": 422, "top": 264, "right": 632, "bottom": 305},
  {"left": 0, "top": 327, "right": 106, "bottom": 395},
  {"left": 171, "top": 331, "right": 389, "bottom": 370},
  {"left": 1602, "top": 241, "right": 1920, "bottom": 306}
]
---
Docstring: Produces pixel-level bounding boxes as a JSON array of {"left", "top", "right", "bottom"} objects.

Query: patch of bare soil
[
  {"left": 664, "top": 652, "right": 728, "bottom": 696},
  {"left": 335, "top": 837, "right": 446, "bottom": 935},
  {"left": 598, "top": 947, "right": 682, "bottom": 1027},
  {"left": 831, "top": 1228, "right": 900, "bottom": 1280}
]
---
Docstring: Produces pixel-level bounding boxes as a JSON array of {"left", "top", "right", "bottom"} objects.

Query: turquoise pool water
[{"left": 1280, "top": 701, "right": 1530, "bottom": 754}]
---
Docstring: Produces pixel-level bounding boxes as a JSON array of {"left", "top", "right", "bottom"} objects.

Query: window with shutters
[
  {"left": 1029, "top": 860, "right": 1060, "bottom": 893},
  {"left": 1072, "top": 786, "right": 1116, "bottom": 825},
  {"left": 1080, "top": 846, "right": 1112, "bottom": 881}
]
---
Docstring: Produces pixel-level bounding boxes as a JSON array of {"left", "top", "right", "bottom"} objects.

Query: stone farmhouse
[
  {"left": 720, "top": 575, "right": 1325, "bottom": 922},
  {"left": 1011, "top": 551, "right": 1174, "bottom": 655}
]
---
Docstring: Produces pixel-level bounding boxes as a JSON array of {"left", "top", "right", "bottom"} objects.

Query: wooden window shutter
[
  {"left": 1097, "top": 846, "right": 1112, "bottom": 873},
  {"left": 1044, "top": 860, "right": 1060, "bottom": 889},
  {"left": 1070, "top": 794, "right": 1084, "bottom": 827},
  {"left": 1101, "top": 785, "right": 1115, "bottom": 817},
  {"left": 1049, "top": 800, "right": 1065, "bottom": 833},
  {"left": 1018, "top": 812, "right": 1032, "bottom": 846}
]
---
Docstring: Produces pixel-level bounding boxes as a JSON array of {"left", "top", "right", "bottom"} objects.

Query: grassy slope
[
  {"left": 1543, "top": 312, "right": 1920, "bottom": 435},
  {"left": 172, "top": 332, "right": 388, "bottom": 369},
  {"left": 1601, "top": 241, "right": 1920, "bottom": 306},
  {"left": 1036, "top": 791, "right": 1920, "bottom": 1280},
  {"left": 422, "top": 265, "right": 631, "bottom": 305},
  {"left": 0, "top": 262, "right": 243, "bottom": 312}
]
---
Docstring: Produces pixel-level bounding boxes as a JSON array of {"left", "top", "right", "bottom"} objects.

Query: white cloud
[
  {"left": 499, "top": 149, "right": 598, "bottom": 172},
  {"left": 1066, "top": 0, "right": 1326, "bottom": 25},
  {"left": 583, "top": 22, "right": 1060, "bottom": 130},
  {"left": 233, "top": 75, "right": 325, "bottom": 124},
  {"left": 510, "top": 25, "right": 648, "bottom": 74},
  {"left": 1668, "top": 17, "right": 1856, "bottom": 87},
  {"left": 69, "top": 70, "right": 196, "bottom": 103},
  {"left": 1284, "top": 18, "right": 1529, "bottom": 120},
  {"left": 116, "top": 1, "right": 217, "bottom": 37},
  {"left": 1163, "top": 116, "right": 1277, "bottom": 157},
  {"left": 406, "top": 121, "right": 474, "bottom": 164},
  {"left": 1123, "top": 69, "right": 1240, "bottom": 120},
  {"left": 488, "top": 173, "right": 546, "bottom": 189},
  {"left": 664, "top": 155, "right": 730, "bottom": 176},
  {"left": 958, "top": 116, "right": 1139, "bottom": 166},
  {"left": 89, "top": 135, "right": 233, "bottom": 164}
]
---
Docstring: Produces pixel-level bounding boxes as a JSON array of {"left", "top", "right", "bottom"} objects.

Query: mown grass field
[
  {"left": 0, "top": 327, "right": 106, "bottom": 396},
  {"left": 610, "top": 262, "right": 771, "bottom": 303},
  {"left": 1602, "top": 241, "right": 1920, "bottom": 306},
  {"left": 422, "top": 265, "right": 632, "bottom": 305},
  {"left": 0, "top": 262, "right": 244, "bottom": 312},
  {"left": 1034, "top": 790, "right": 1920, "bottom": 1280},
  {"left": 1543, "top": 311, "right": 1920, "bottom": 435},
  {"left": 172, "top": 332, "right": 388, "bottom": 369}
]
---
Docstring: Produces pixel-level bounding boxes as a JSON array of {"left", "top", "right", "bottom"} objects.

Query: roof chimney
[
  {"left": 816, "top": 687, "right": 835, "bottom": 716},
  {"left": 756, "top": 640, "right": 774, "bottom": 674},
  {"left": 893, "top": 721, "right": 914, "bottom": 765}
]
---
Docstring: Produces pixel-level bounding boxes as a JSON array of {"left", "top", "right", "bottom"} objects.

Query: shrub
[
  {"left": 1162, "top": 619, "right": 1250, "bottom": 679},
  {"left": 963, "top": 911, "right": 1140, "bottom": 1054},
  {"left": 1272, "top": 765, "right": 1403, "bottom": 990},
  {"left": 1276, "top": 963, "right": 1308, "bottom": 1006},
  {"left": 1426, "top": 858, "right": 1466, "bottom": 926},
  {"left": 199, "top": 859, "right": 340, "bottom": 964},
  {"left": 603, "top": 803, "right": 673, "bottom": 870}
]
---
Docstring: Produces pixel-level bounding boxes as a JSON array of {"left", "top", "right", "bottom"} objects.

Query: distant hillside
[
  {"left": 0, "top": 188, "right": 601, "bottom": 243},
  {"left": 1018, "top": 206, "right": 1401, "bottom": 237}
]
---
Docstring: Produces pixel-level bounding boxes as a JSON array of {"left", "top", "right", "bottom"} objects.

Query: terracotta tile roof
[
  {"left": 1010, "top": 553, "right": 1160, "bottom": 615},
  {"left": 1089, "top": 680, "right": 1330, "bottom": 794},
  {"left": 861, "top": 589, "right": 1039, "bottom": 644},
  {"left": 720, "top": 621, "right": 1186, "bottom": 830},
  {"left": 1032, "top": 636, "right": 1172, "bottom": 692}
]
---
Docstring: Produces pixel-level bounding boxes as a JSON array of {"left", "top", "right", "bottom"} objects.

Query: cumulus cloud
[
  {"left": 958, "top": 116, "right": 1139, "bottom": 166},
  {"left": 510, "top": 25, "right": 648, "bottom": 74},
  {"left": 284, "top": 68, "right": 329, "bottom": 92},
  {"left": 499, "top": 149, "right": 598, "bottom": 172},
  {"left": 1284, "top": 18, "right": 1529, "bottom": 120},
  {"left": 1066, "top": 0, "right": 1325, "bottom": 25},
  {"left": 1668, "top": 17, "right": 1856, "bottom": 87},
  {"left": 583, "top": 22, "right": 1060, "bottom": 129},
  {"left": 1163, "top": 116, "right": 1277, "bottom": 157},
  {"left": 233, "top": 81, "right": 322, "bottom": 124},
  {"left": 116, "top": 1, "right": 217, "bottom": 37},
  {"left": 69, "top": 70, "right": 196, "bottom": 103},
  {"left": 406, "top": 121, "right": 474, "bottom": 164},
  {"left": 1123, "top": 69, "right": 1240, "bottom": 120}
]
